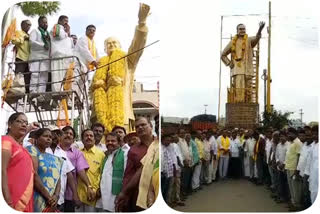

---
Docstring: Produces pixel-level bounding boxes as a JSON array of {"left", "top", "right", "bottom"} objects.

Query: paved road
[{"left": 174, "top": 178, "right": 288, "bottom": 212}]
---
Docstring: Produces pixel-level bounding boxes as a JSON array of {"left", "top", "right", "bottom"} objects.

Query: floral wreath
[{"left": 231, "top": 34, "right": 248, "bottom": 67}]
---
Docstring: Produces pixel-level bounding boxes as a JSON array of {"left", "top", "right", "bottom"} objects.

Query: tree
[
  {"left": 2, "top": 2, "right": 60, "bottom": 75},
  {"left": 262, "top": 109, "right": 293, "bottom": 130},
  {"left": 2, "top": 2, "right": 60, "bottom": 36},
  {"left": 17, "top": 2, "right": 60, "bottom": 17}
]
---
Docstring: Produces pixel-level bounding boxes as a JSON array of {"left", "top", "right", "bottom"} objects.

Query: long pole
[
  {"left": 263, "top": 69, "right": 267, "bottom": 111},
  {"left": 218, "top": 16, "right": 223, "bottom": 124},
  {"left": 267, "top": 1, "right": 271, "bottom": 112}
]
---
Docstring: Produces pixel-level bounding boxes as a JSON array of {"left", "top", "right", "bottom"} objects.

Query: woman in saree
[
  {"left": 1, "top": 112, "right": 34, "bottom": 212},
  {"left": 26, "top": 128, "right": 63, "bottom": 212}
]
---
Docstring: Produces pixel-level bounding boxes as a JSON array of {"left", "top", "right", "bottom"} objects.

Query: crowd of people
[
  {"left": 1, "top": 112, "right": 159, "bottom": 212},
  {"left": 161, "top": 125, "right": 318, "bottom": 211},
  {"left": 9, "top": 15, "right": 92, "bottom": 101}
]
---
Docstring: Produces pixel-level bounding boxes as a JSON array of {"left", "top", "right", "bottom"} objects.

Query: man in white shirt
[
  {"left": 229, "top": 131, "right": 242, "bottom": 178},
  {"left": 275, "top": 131, "right": 290, "bottom": 203},
  {"left": 298, "top": 127, "right": 314, "bottom": 209},
  {"left": 170, "top": 134, "right": 185, "bottom": 206},
  {"left": 242, "top": 131, "right": 250, "bottom": 177},
  {"left": 201, "top": 132, "right": 211, "bottom": 184},
  {"left": 265, "top": 129, "right": 274, "bottom": 189},
  {"left": 45, "top": 128, "right": 79, "bottom": 211},
  {"left": 50, "top": 15, "right": 74, "bottom": 92},
  {"left": 209, "top": 131, "right": 218, "bottom": 182},
  {"left": 112, "top": 126, "right": 131, "bottom": 154},
  {"left": 245, "top": 130, "right": 256, "bottom": 181},
  {"left": 269, "top": 131, "right": 280, "bottom": 200},
  {"left": 304, "top": 127, "right": 318, "bottom": 205},
  {"left": 29, "top": 16, "right": 50, "bottom": 97},
  {"left": 74, "top": 25, "right": 99, "bottom": 82},
  {"left": 96, "top": 132, "right": 129, "bottom": 212},
  {"left": 49, "top": 145, "right": 77, "bottom": 211},
  {"left": 178, "top": 129, "right": 192, "bottom": 198}
]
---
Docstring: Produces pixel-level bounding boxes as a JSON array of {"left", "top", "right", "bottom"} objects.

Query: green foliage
[
  {"left": 17, "top": 2, "right": 60, "bottom": 17},
  {"left": 262, "top": 109, "right": 293, "bottom": 130}
]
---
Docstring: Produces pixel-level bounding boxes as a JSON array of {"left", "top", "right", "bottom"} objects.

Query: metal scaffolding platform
[{"left": 2, "top": 55, "right": 91, "bottom": 132}]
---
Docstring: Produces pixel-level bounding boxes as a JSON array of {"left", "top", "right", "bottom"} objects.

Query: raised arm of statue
[
  {"left": 251, "top": 21, "right": 265, "bottom": 47},
  {"left": 127, "top": 3, "right": 149, "bottom": 70},
  {"left": 221, "top": 41, "right": 234, "bottom": 69}
]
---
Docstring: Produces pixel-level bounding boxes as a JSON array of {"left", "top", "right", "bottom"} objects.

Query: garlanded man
[
  {"left": 50, "top": 15, "right": 74, "bottom": 92},
  {"left": 29, "top": 16, "right": 51, "bottom": 99}
]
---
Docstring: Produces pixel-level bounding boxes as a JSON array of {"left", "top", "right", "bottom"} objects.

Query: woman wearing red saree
[{"left": 2, "top": 112, "right": 34, "bottom": 212}]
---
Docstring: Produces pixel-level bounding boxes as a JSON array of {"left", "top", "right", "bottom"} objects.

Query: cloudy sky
[{"left": 161, "top": 0, "right": 319, "bottom": 123}]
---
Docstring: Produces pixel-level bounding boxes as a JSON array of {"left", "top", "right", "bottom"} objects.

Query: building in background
[{"left": 133, "top": 81, "right": 159, "bottom": 127}]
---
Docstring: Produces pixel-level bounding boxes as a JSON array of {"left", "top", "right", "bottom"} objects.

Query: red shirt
[{"left": 122, "top": 143, "right": 148, "bottom": 211}]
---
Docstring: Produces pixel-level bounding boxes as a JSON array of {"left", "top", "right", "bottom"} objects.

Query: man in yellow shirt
[
  {"left": 217, "top": 130, "right": 231, "bottom": 180},
  {"left": 285, "top": 127, "right": 303, "bottom": 211},
  {"left": 76, "top": 129, "right": 105, "bottom": 212},
  {"left": 11, "top": 20, "right": 32, "bottom": 93}
]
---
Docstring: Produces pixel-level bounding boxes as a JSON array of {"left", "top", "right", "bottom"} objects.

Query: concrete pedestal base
[{"left": 226, "top": 103, "right": 259, "bottom": 129}]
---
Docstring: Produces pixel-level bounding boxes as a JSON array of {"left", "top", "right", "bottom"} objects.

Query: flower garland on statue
[
  {"left": 231, "top": 34, "right": 248, "bottom": 68},
  {"left": 92, "top": 49, "right": 126, "bottom": 133}
]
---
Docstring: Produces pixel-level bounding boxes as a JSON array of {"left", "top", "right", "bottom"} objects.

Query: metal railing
[{"left": 2, "top": 55, "right": 91, "bottom": 130}]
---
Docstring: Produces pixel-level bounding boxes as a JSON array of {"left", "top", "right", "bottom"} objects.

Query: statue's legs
[
  {"left": 234, "top": 74, "right": 245, "bottom": 103},
  {"left": 245, "top": 75, "right": 253, "bottom": 103}
]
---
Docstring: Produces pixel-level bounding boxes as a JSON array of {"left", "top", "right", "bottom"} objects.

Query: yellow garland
[
  {"left": 1, "top": 73, "right": 14, "bottom": 107},
  {"left": 253, "top": 137, "right": 260, "bottom": 161},
  {"left": 57, "top": 62, "right": 74, "bottom": 127},
  {"left": 231, "top": 34, "right": 248, "bottom": 68},
  {"left": 92, "top": 49, "right": 126, "bottom": 133}
]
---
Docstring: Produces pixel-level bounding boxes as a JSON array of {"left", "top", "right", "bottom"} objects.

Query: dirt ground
[{"left": 173, "top": 178, "right": 288, "bottom": 212}]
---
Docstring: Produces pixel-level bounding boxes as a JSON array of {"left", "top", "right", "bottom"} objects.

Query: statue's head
[
  {"left": 104, "top": 37, "right": 121, "bottom": 55},
  {"left": 86, "top": 25, "right": 96, "bottom": 40},
  {"left": 236, "top": 23, "right": 246, "bottom": 37}
]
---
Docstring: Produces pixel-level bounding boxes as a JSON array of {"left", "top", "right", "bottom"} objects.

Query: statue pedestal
[{"left": 226, "top": 103, "right": 259, "bottom": 129}]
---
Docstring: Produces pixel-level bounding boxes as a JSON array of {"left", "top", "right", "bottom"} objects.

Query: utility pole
[
  {"left": 267, "top": 1, "right": 272, "bottom": 113},
  {"left": 299, "top": 109, "right": 304, "bottom": 126},
  {"left": 261, "top": 69, "right": 267, "bottom": 112},
  {"left": 204, "top": 104, "right": 208, "bottom": 114}
]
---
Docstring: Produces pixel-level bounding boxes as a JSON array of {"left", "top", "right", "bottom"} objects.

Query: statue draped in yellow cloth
[
  {"left": 91, "top": 3, "right": 149, "bottom": 133},
  {"left": 221, "top": 22, "right": 265, "bottom": 103}
]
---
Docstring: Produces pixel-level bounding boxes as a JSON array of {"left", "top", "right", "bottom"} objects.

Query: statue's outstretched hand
[
  {"left": 259, "top": 21, "right": 265, "bottom": 31},
  {"left": 138, "top": 3, "right": 150, "bottom": 23}
]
